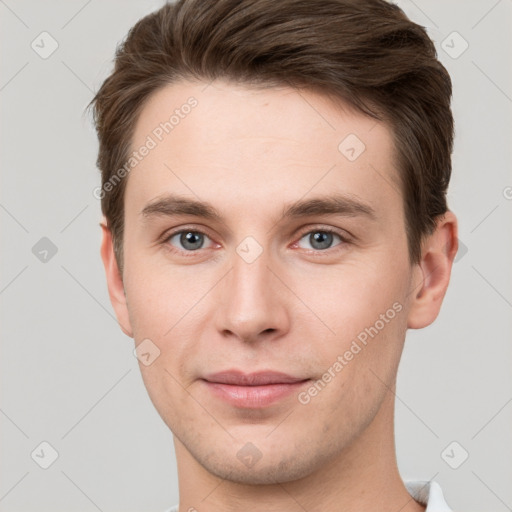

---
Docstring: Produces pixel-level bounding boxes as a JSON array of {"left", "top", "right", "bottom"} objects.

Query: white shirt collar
[{"left": 405, "top": 480, "right": 453, "bottom": 511}]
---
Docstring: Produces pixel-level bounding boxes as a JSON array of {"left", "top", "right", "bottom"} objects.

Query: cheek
[
  {"left": 288, "top": 256, "right": 410, "bottom": 393},
  {"left": 292, "top": 258, "right": 408, "bottom": 334},
  {"left": 122, "top": 252, "right": 204, "bottom": 338}
]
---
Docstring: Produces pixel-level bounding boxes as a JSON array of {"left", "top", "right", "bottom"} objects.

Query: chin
[{"left": 191, "top": 442, "right": 328, "bottom": 485}]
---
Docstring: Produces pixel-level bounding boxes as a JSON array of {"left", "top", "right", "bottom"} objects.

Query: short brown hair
[{"left": 88, "top": 0, "right": 454, "bottom": 270}]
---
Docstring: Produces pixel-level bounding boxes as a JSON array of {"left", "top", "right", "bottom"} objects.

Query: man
[{"left": 89, "top": 0, "right": 458, "bottom": 510}]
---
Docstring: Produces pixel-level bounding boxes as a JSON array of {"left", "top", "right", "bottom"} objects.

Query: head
[{"left": 90, "top": 0, "right": 458, "bottom": 485}]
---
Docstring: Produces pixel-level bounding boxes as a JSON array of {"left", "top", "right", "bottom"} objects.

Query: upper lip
[{"left": 203, "top": 370, "right": 309, "bottom": 386}]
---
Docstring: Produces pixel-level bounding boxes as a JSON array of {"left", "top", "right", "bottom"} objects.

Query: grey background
[{"left": 1, "top": 1, "right": 511, "bottom": 511}]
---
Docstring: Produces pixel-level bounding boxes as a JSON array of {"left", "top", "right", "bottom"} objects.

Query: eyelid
[
  {"left": 160, "top": 224, "right": 214, "bottom": 241},
  {"left": 293, "top": 224, "right": 352, "bottom": 243}
]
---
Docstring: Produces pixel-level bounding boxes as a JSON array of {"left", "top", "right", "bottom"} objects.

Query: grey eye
[
  {"left": 169, "top": 231, "right": 208, "bottom": 251},
  {"left": 298, "top": 231, "right": 342, "bottom": 251}
]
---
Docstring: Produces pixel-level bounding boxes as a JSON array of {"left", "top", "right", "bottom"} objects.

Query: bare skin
[{"left": 101, "top": 80, "right": 458, "bottom": 512}]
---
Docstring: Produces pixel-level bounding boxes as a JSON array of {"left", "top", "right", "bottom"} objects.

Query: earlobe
[
  {"left": 407, "top": 211, "right": 458, "bottom": 329},
  {"left": 100, "top": 220, "right": 134, "bottom": 337}
]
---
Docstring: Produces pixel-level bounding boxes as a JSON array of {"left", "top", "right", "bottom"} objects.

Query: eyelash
[{"left": 160, "top": 225, "right": 351, "bottom": 257}]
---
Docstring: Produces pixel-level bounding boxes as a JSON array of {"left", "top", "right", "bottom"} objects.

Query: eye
[
  {"left": 166, "top": 230, "right": 215, "bottom": 252},
  {"left": 296, "top": 229, "right": 345, "bottom": 251}
]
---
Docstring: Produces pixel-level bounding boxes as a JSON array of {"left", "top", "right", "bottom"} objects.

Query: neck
[{"left": 173, "top": 390, "right": 425, "bottom": 512}]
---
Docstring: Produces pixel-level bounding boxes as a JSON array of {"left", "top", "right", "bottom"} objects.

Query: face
[{"left": 105, "top": 79, "right": 430, "bottom": 484}]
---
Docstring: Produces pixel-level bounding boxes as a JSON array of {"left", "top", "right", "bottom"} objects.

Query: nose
[{"left": 214, "top": 245, "right": 290, "bottom": 344}]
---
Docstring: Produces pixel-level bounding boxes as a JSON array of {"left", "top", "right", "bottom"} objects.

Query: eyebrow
[{"left": 141, "top": 193, "right": 377, "bottom": 223}]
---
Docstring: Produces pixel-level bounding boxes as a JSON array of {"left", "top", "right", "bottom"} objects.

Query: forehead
[{"left": 126, "top": 79, "right": 402, "bottom": 221}]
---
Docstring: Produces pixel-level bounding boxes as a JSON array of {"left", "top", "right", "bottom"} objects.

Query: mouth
[{"left": 201, "top": 370, "right": 311, "bottom": 408}]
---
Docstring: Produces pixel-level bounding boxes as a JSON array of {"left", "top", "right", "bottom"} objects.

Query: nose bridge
[
  {"left": 215, "top": 239, "right": 287, "bottom": 341},
  {"left": 231, "top": 247, "right": 270, "bottom": 304}
]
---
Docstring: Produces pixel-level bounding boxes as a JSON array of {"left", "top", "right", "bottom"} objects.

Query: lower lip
[{"left": 203, "top": 380, "right": 310, "bottom": 408}]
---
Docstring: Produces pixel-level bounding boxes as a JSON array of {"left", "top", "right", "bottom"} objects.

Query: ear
[
  {"left": 100, "top": 220, "right": 134, "bottom": 337},
  {"left": 407, "top": 210, "right": 458, "bottom": 329}
]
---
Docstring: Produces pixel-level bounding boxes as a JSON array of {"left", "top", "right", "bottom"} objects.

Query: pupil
[
  {"left": 181, "top": 232, "right": 203, "bottom": 250},
  {"left": 311, "top": 231, "right": 332, "bottom": 250}
]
